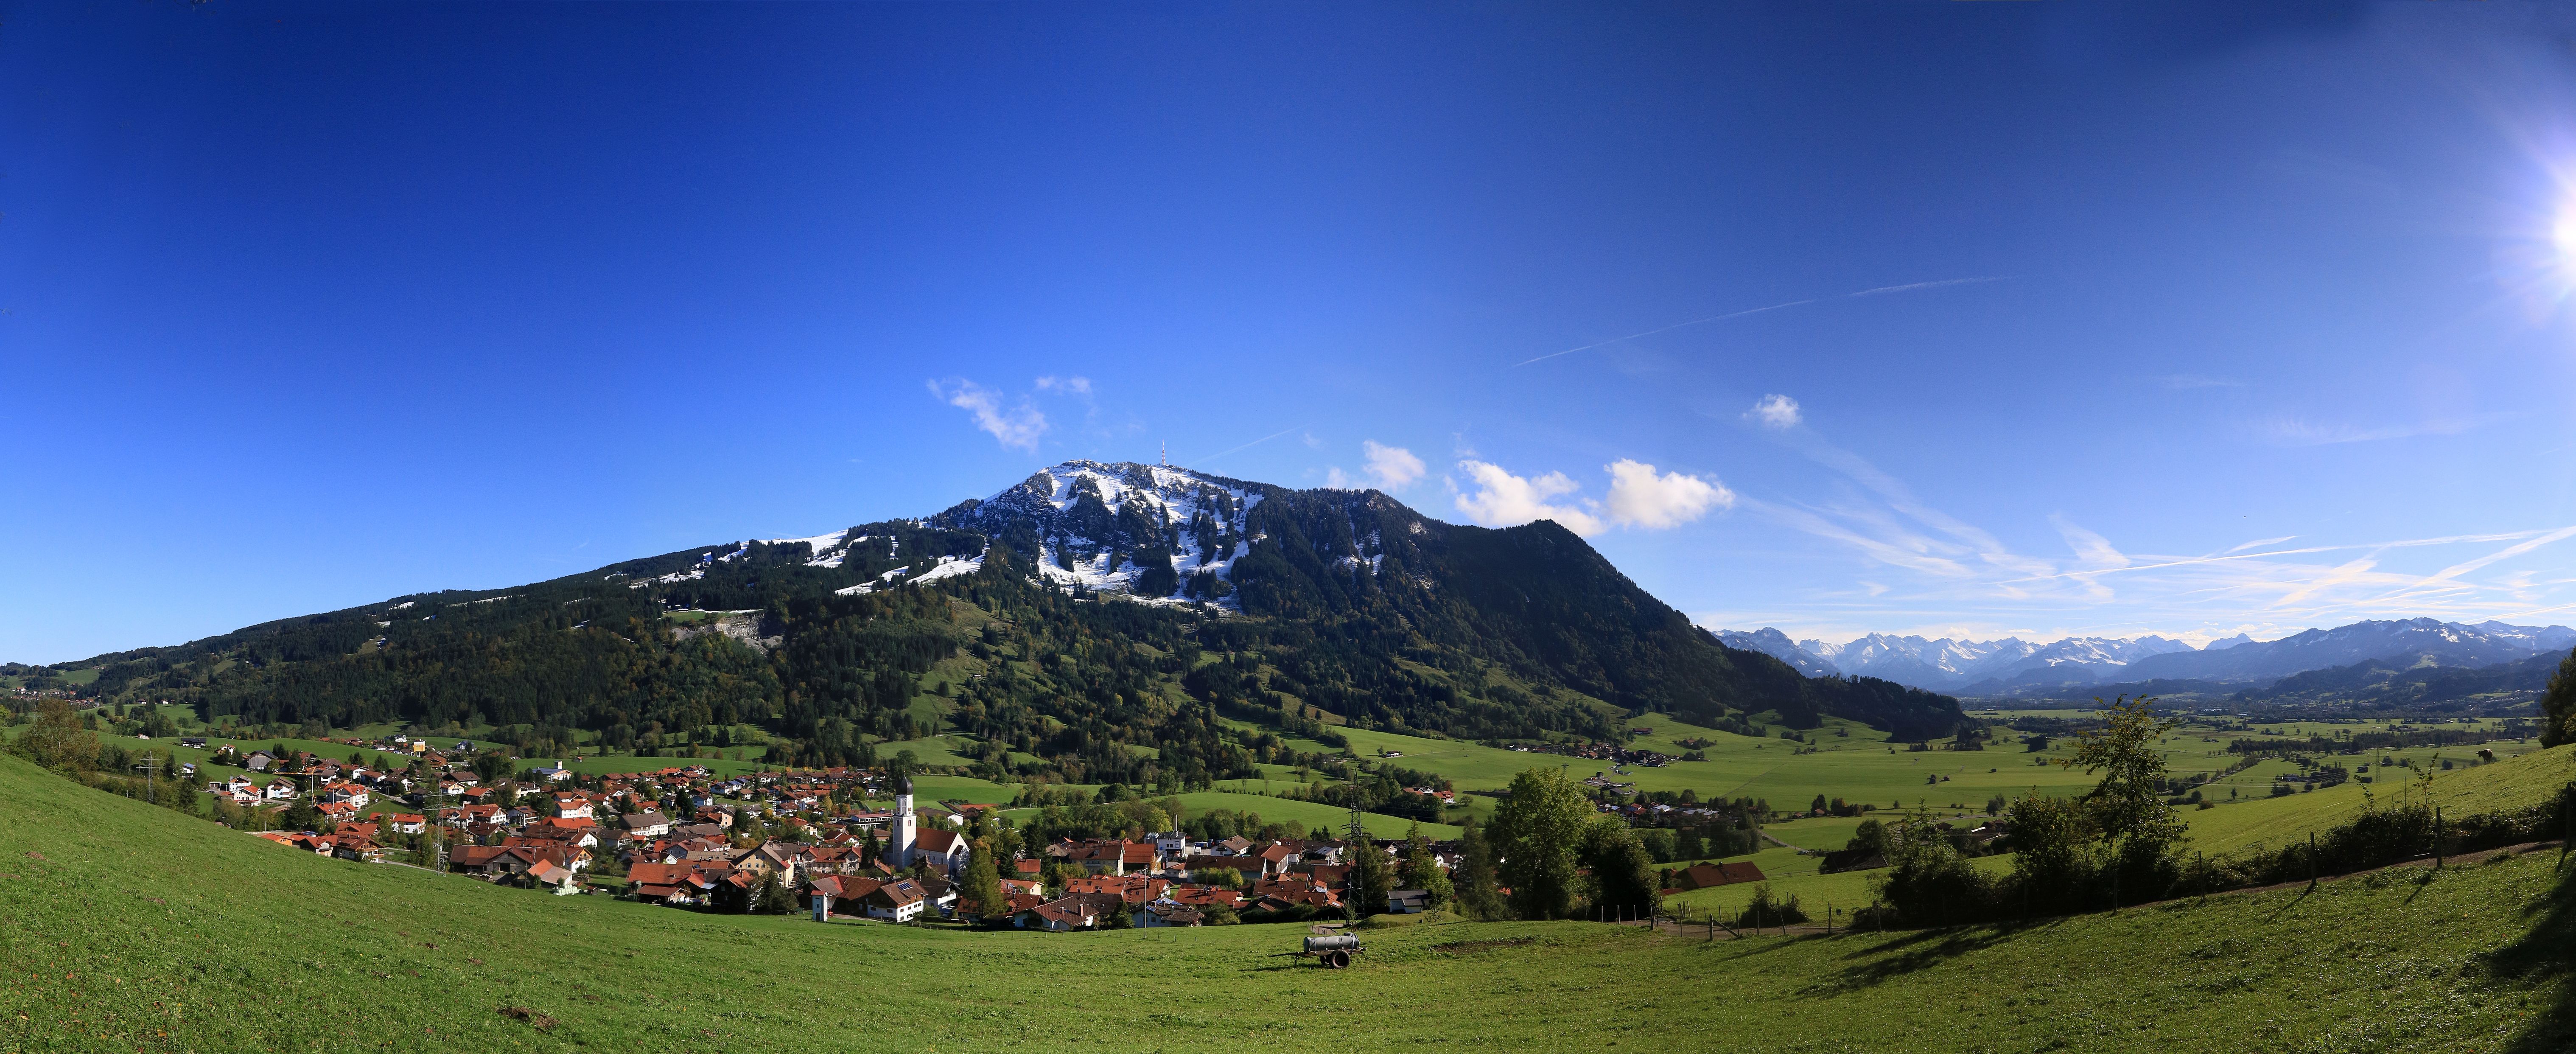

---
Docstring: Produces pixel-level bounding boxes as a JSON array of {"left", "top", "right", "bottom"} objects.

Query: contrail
[
  {"left": 1515, "top": 276, "right": 2005, "bottom": 367},
  {"left": 1187, "top": 423, "right": 1309, "bottom": 468},
  {"left": 1513, "top": 300, "right": 1813, "bottom": 367}
]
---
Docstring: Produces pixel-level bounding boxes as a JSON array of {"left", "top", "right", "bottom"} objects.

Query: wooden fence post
[{"left": 2308, "top": 832, "right": 2316, "bottom": 887}]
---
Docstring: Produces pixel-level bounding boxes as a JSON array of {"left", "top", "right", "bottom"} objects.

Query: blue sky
[{"left": 7, "top": 2, "right": 2576, "bottom": 663}]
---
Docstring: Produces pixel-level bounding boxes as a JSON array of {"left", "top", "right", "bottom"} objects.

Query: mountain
[
  {"left": 2228, "top": 649, "right": 2564, "bottom": 713},
  {"left": 34, "top": 460, "right": 1974, "bottom": 775},
  {"left": 1756, "top": 617, "right": 2576, "bottom": 703},
  {"left": 1765, "top": 631, "right": 2194, "bottom": 692},
  {"left": 2121, "top": 618, "right": 2576, "bottom": 683},
  {"left": 1715, "top": 628, "right": 1840, "bottom": 677}
]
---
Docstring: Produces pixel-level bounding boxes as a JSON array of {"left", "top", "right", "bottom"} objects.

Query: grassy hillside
[
  {"left": 10, "top": 752, "right": 2576, "bottom": 1052},
  {"left": 2185, "top": 744, "right": 2576, "bottom": 855}
]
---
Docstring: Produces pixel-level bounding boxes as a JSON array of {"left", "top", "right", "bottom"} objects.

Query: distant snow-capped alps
[{"left": 1713, "top": 618, "right": 2575, "bottom": 695}]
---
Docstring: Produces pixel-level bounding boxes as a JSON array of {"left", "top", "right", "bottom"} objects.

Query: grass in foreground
[{"left": 11, "top": 753, "right": 2576, "bottom": 1052}]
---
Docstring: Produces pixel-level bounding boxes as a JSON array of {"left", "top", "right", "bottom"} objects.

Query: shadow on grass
[
  {"left": 2483, "top": 853, "right": 2576, "bottom": 1054},
  {"left": 1791, "top": 922, "right": 2036, "bottom": 995}
]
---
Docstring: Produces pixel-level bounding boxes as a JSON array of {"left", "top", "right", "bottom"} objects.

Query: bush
[{"left": 1734, "top": 884, "right": 1808, "bottom": 928}]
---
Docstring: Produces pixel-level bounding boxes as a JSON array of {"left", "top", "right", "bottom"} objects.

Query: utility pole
[{"left": 1343, "top": 753, "right": 1365, "bottom": 926}]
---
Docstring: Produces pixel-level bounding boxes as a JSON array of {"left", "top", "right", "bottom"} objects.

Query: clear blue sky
[{"left": 7, "top": 1, "right": 2576, "bottom": 664}]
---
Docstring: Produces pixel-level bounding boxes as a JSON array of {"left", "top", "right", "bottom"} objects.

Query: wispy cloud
[
  {"left": 927, "top": 378, "right": 1047, "bottom": 452},
  {"left": 1514, "top": 277, "right": 2005, "bottom": 367},
  {"left": 2264, "top": 412, "right": 2515, "bottom": 446},
  {"left": 1722, "top": 413, "right": 2576, "bottom": 639}
]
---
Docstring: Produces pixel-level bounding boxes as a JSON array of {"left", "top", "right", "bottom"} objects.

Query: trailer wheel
[{"left": 1325, "top": 950, "right": 1350, "bottom": 969}]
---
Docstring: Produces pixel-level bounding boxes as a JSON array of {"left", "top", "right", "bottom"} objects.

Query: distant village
[
  {"left": 207, "top": 733, "right": 1489, "bottom": 930},
  {"left": 196, "top": 728, "right": 1794, "bottom": 930}
]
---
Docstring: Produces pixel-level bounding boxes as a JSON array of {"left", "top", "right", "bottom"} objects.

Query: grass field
[{"left": 9, "top": 751, "right": 2576, "bottom": 1052}]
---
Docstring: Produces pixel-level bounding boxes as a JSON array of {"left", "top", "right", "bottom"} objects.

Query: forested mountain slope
[{"left": 27, "top": 461, "right": 1970, "bottom": 774}]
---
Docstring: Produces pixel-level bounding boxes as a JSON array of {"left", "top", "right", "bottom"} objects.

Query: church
[{"left": 884, "top": 774, "right": 969, "bottom": 877}]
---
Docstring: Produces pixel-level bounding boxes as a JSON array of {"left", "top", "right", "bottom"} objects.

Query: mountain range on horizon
[{"left": 1716, "top": 619, "right": 2576, "bottom": 697}]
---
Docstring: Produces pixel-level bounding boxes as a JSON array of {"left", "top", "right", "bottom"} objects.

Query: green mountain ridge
[{"left": 12, "top": 463, "right": 1971, "bottom": 777}]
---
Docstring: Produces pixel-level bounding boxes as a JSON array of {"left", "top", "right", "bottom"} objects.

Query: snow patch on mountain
[{"left": 960, "top": 459, "right": 1265, "bottom": 605}]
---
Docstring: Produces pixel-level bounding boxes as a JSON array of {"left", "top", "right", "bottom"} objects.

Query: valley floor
[{"left": 7, "top": 753, "right": 2576, "bottom": 1053}]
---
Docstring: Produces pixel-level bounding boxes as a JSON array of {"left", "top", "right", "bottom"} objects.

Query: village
[
  {"left": 205, "top": 734, "right": 1461, "bottom": 931},
  {"left": 196, "top": 730, "right": 1798, "bottom": 932}
]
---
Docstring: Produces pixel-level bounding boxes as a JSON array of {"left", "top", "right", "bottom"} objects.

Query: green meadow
[{"left": 10, "top": 749, "right": 2576, "bottom": 1052}]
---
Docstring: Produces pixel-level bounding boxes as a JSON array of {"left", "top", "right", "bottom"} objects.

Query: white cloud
[
  {"left": 1033, "top": 375, "right": 1092, "bottom": 395},
  {"left": 1361, "top": 441, "right": 1426, "bottom": 489},
  {"left": 927, "top": 378, "right": 1047, "bottom": 452},
  {"left": 1746, "top": 394, "right": 1802, "bottom": 429},
  {"left": 1452, "top": 460, "right": 1605, "bottom": 536},
  {"left": 1602, "top": 459, "right": 1731, "bottom": 529},
  {"left": 1324, "top": 467, "right": 1357, "bottom": 489}
]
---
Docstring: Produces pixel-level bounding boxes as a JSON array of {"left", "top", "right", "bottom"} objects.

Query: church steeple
[{"left": 891, "top": 772, "right": 917, "bottom": 869}]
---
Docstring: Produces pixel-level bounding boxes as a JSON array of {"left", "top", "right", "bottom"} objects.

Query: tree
[
  {"left": 2543, "top": 647, "right": 2576, "bottom": 747},
  {"left": 15, "top": 698, "right": 98, "bottom": 774},
  {"left": 1347, "top": 838, "right": 1394, "bottom": 918},
  {"left": 2004, "top": 790, "right": 2094, "bottom": 914},
  {"left": 1578, "top": 819, "right": 1660, "bottom": 920},
  {"left": 1490, "top": 766, "right": 1589, "bottom": 920},
  {"left": 1395, "top": 823, "right": 1453, "bottom": 911},
  {"left": 962, "top": 840, "right": 1005, "bottom": 924},
  {"left": 755, "top": 871, "right": 798, "bottom": 915},
  {"left": 1103, "top": 898, "right": 1133, "bottom": 928},
  {"left": 1452, "top": 816, "right": 1506, "bottom": 919},
  {"left": 2060, "top": 695, "right": 2184, "bottom": 889}
]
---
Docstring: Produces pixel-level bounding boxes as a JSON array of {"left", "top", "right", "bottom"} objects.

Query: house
[
  {"left": 1678, "top": 861, "right": 1770, "bottom": 889},
  {"left": 1249, "top": 877, "right": 1341, "bottom": 911},
  {"left": 628, "top": 861, "right": 733, "bottom": 905},
  {"left": 530, "top": 764, "right": 574, "bottom": 783},
  {"left": 1182, "top": 855, "right": 1271, "bottom": 883},
  {"left": 1215, "top": 835, "right": 1254, "bottom": 856},
  {"left": 245, "top": 751, "right": 275, "bottom": 771},
  {"left": 1016, "top": 897, "right": 1097, "bottom": 932},
  {"left": 332, "top": 835, "right": 386, "bottom": 863},
  {"left": 620, "top": 811, "right": 673, "bottom": 839},
  {"left": 1065, "top": 840, "right": 1157, "bottom": 876},
  {"left": 807, "top": 875, "right": 875, "bottom": 920},
  {"left": 178, "top": 736, "right": 207, "bottom": 749},
  {"left": 551, "top": 794, "right": 593, "bottom": 820},
  {"left": 1137, "top": 903, "right": 1204, "bottom": 928},
  {"left": 863, "top": 878, "right": 928, "bottom": 922},
  {"left": 1165, "top": 884, "right": 1246, "bottom": 910},
  {"left": 387, "top": 813, "right": 428, "bottom": 835},
  {"left": 1387, "top": 889, "right": 1432, "bottom": 914},
  {"left": 320, "top": 782, "right": 370, "bottom": 809},
  {"left": 258, "top": 831, "right": 333, "bottom": 855},
  {"left": 262, "top": 779, "right": 299, "bottom": 801},
  {"left": 524, "top": 859, "right": 578, "bottom": 892}
]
